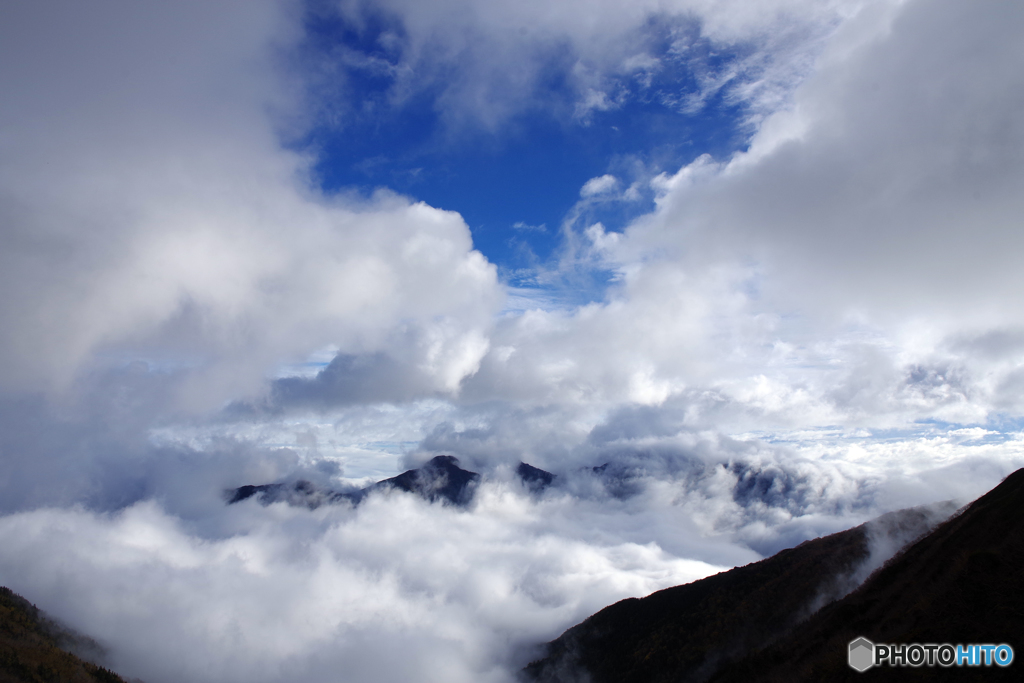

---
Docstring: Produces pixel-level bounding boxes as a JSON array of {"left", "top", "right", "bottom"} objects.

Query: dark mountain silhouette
[
  {"left": 0, "top": 586, "right": 131, "bottom": 683},
  {"left": 708, "top": 467, "right": 1024, "bottom": 682},
  {"left": 521, "top": 473, "right": 1024, "bottom": 683},
  {"left": 226, "top": 478, "right": 363, "bottom": 508},
  {"left": 365, "top": 455, "right": 480, "bottom": 505},
  {"left": 517, "top": 462, "right": 556, "bottom": 492},
  {"left": 227, "top": 457, "right": 556, "bottom": 508}
]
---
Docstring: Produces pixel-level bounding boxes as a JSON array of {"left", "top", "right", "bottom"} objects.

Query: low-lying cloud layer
[{"left": 2, "top": 0, "right": 1024, "bottom": 681}]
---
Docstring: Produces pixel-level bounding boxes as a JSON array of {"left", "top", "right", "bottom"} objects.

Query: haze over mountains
[
  {"left": 5, "top": 469, "right": 1020, "bottom": 682},
  {"left": 2, "top": 0, "right": 1024, "bottom": 681},
  {"left": 0, "top": 587, "right": 128, "bottom": 683},
  {"left": 525, "top": 469, "right": 1024, "bottom": 682},
  {"left": 227, "top": 455, "right": 488, "bottom": 508}
]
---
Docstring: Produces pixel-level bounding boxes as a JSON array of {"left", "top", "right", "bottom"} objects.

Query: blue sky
[
  {"left": 2, "top": 1, "right": 1024, "bottom": 682},
  {"left": 297, "top": 1, "right": 754, "bottom": 273}
]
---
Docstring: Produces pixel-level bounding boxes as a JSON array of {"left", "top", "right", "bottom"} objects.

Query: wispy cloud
[{"left": 1, "top": 0, "right": 1023, "bottom": 681}]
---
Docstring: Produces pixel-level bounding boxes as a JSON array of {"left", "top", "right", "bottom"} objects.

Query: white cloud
[
  {"left": 0, "top": 487, "right": 731, "bottom": 683},
  {"left": 446, "top": 0, "right": 1024, "bottom": 435},
  {"left": 321, "top": 0, "right": 868, "bottom": 132},
  {"left": 2, "top": 423, "right": 1018, "bottom": 683},
  {"left": 624, "top": 0, "right": 1024, "bottom": 323},
  {"left": 511, "top": 221, "right": 547, "bottom": 232},
  {"left": 2, "top": 1, "right": 1024, "bottom": 681},
  {"left": 0, "top": 0, "right": 502, "bottom": 409},
  {"left": 580, "top": 174, "right": 619, "bottom": 197}
]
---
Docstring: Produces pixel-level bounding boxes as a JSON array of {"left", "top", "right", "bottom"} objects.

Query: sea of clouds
[{"left": 2, "top": 1, "right": 1024, "bottom": 681}]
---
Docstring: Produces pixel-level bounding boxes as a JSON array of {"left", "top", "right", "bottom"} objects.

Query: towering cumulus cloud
[{"left": 1, "top": 1, "right": 1022, "bottom": 681}]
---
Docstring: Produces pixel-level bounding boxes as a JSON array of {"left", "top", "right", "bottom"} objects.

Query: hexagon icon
[{"left": 848, "top": 637, "right": 875, "bottom": 672}]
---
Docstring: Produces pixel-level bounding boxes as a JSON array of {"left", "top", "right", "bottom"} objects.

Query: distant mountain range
[
  {"left": 523, "top": 469, "right": 1024, "bottom": 682},
  {"left": 225, "top": 456, "right": 847, "bottom": 521},
  {"left": 6, "top": 469, "right": 1019, "bottom": 682},
  {"left": 226, "top": 456, "right": 554, "bottom": 508}
]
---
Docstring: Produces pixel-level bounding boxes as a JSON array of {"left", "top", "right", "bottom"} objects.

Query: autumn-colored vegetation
[{"left": 0, "top": 587, "right": 128, "bottom": 683}]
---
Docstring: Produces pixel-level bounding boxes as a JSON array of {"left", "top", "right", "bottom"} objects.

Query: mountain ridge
[
  {"left": 0, "top": 587, "right": 131, "bottom": 683},
  {"left": 227, "top": 456, "right": 556, "bottom": 509},
  {"left": 521, "top": 475, "right": 1021, "bottom": 682},
  {"left": 707, "top": 467, "right": 1024, "bottom": 681}
]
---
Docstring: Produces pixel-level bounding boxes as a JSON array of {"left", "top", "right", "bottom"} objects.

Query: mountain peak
[
  {"left": 368, "top": 455, "right": 480, "bottom": 505},
  {"left": 225, "top": 455, "right": 536, "bottom": 509}
]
